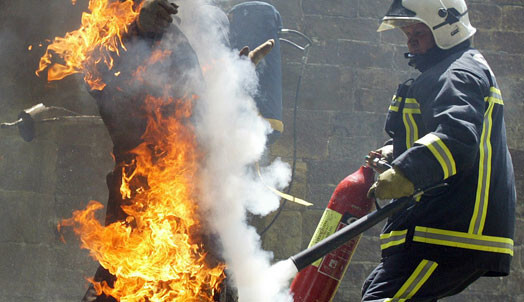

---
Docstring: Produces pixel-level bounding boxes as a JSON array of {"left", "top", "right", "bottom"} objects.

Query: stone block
[
  {"left": 0, "top": 136, "right": 57, "bottom": 194},
  {"left": 272, "top": 0, "right": 303, "bottom": 30},
  {"left": 340, "top": 262, "right": 377, "bottom": 290},
  {"left": 270, "top": 109, "right": 331, "bottom": 160},
  {"left": 483, "top": 52, "right": 524, "bottom": 78},
  {"left": 511, "top": 148, "right": 524, "bottom": 182},
  {"left": 492, "top": 0, "right": 524, "bottom": 5},
  {"left": 306, "top": 159, "right": 356, "bottom": 185},
  {"left": 306, "top": 39, "right": 341, "bottom": 65},
  {"left": 337, "top": 41, "right": 386, "bottom": 68},
  {"left": 358, "top": 0, "right": 390, "bottom": 19},
  {"left": 328, "top": 135, "right": 381, "bottom": 166},
  {"left": 350, "top": 235, "right": 381, "bottom": 262},
  {"left": 515, "top": 246, "right": 523, "bottom": 271},
  {"left": 307, "top": 183, "right": 337, "bottom": 209},
  {"left": 354, "top": 87, "right": 395, "bottom": 113},
  {"left": 337, "top": 40, "right": 399, "bottom": 69},
  {"left": 469, "top": 3, "right": 502, "bottom": 30},
  {"left": 331, "top": 111, "right": 387, "bottom": 139},
  {"left": 503, "top": 266, "right": 524, "bottom": 294},
  {"left": 304, "top": 16, "right": 379, "bottom": 43},
  {"left": 443, "top": 293, "right": 516, "bottom": 302},
  {"left": 475, "top": 30, "right": 524, "bottom": 54},
  {"left": 303, "top": 0, "right": 358, "bottom": 18},
  {"left": 300, "top": 207, "right": 325, "bottom": 248},
  {"left": 515, "top": 180, "right": 524, "bottom": 217},
  {"left": 355, "top": 67, "right": 405, "bottom": 91},
  {"left": 0, "top": 243, "right": 51, "bottom": 298},
  {"left": 499, "top": 79, "right": 524, "bottom": 150},
  {"left": 281, "top": 43, "right": 303, "bottom": 65},
  {"left": 364, "top": 223, "right": 384, "bottom": 238},
  {"left": 0, "top": 190, "right": 55, "bottom": 244},
  {"left": 55, "top": 123, "right": 111, "bottom": 149},
  {"left": 286, "top": 64, "right": 359, "bottom": 112},
  {"left": 501, "top": 5, "right": 524, "bottom": 32},
  {"left": 55, "top": 144, "right": 112, "bottom": 196},
  {"left": 261, "top": 210, "right": 303, "bottom": 259},
  {"left": 468, "top": 274, "right": 504, "bottom": 292},
  {"left": 297, "top": 64, "right": 348, "bottom": 111},
  {"left": 332, "top": 278, "right": 361, "bottom": 302},
  {"left": 282, "top": 62, "right": 301, "bottom": 109},
  {"left": 45, "top": 245, "right": 99, "bottom": 300}
]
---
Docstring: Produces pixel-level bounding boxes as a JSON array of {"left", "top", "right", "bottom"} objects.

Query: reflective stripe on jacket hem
[
  {"left": 413, "top": 226, "right": 513, "bottom": 255},
  {"left": 381, "top": 226, "right": 513, "bottom": 256}
]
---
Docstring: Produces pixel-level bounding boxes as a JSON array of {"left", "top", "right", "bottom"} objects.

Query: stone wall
[{"left": 0, "top": 0, "right": 522, "bottom": 301}]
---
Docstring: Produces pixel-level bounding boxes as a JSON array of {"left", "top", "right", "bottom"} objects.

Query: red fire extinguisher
[{"left": 290, "top": 165, "right": 375, "bottom": 302}]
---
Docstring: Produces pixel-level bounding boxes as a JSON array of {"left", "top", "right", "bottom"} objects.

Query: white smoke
[{"left": 175, "top": 1, "right": 296, "bottom": 301}]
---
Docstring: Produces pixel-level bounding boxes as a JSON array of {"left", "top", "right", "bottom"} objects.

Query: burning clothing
[
  {"left": 90, "top": 22, "right": 203, "bottom": 159},
  {"left": 81, "top": 17, "right": 223, "bottom": 302}
]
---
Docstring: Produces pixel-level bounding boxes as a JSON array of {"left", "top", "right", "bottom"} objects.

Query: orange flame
[
  {"left": 36, "top": 0, "right": 139, "bottom": 90},
  {"left": 60, "top": 95, "right": 225, "bottom": 301},
  {"left": 43, "top": 1, "right": 227, "bottom": 299}
]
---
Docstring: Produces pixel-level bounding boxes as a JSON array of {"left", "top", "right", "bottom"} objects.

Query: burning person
[{"left": 36, "top": 0, "right": 274, "bottom": 301}]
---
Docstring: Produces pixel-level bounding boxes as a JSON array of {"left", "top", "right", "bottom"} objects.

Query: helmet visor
[{"left": 377, "top": 18, "right": 421, "bottom": 32}]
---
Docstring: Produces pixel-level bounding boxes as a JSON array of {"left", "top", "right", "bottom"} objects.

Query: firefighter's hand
[
  {"left": 367, "top": 166, "right": 414, "bottom": 199},
  {"left": 239, "top": 39, "right": 274, "bottom": 65},
  {"left": 137, "top": 0, "right": 179, "bottom": 35}
]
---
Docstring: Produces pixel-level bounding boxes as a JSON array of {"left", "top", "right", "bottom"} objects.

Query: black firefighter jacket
[{"left": 381, "top": 42, "right": 516, "bottom": 276}]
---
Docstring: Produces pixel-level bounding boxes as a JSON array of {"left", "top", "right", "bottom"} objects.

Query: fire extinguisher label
[
  {"left": 317, "top": 221, "right": 360, "bottom": 281},
  {"left": 308, "top": 208, "right": 343, "bottom": 267}
]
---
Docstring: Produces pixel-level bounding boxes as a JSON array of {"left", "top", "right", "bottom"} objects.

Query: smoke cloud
[{"left": 175, "top": 0, "right": 295, "bottom": 301}]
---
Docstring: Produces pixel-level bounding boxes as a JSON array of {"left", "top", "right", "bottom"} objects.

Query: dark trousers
[
  {"left": 81, "top": 171, "right": 123, "bottom": 302},
  {"left": 362, "top": 253, "right": 486, "bottom": 302}
]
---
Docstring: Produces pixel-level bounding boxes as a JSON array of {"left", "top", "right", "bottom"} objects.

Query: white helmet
[{"left": 377, "top": 0, "right": 476, "bottom": 50}]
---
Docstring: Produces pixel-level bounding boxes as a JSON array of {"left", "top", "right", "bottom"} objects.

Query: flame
[
  {"left": 60, "top": 95, "right": 225, "bottom": 301},
  {"left": 35, "top": 0, "right": 139, "bottom": 90},
  {"left": 42, "top": 1, "right": 227, "bottom": 299}
]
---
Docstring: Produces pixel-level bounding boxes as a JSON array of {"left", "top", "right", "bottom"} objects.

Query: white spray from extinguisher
[{"left": 175, "top": 0, "right": 297, "bottom": 301}]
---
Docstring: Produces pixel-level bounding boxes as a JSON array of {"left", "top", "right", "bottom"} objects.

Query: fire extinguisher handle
[{"left": 365, "top": 155, "right": 392, "bottom": 174}]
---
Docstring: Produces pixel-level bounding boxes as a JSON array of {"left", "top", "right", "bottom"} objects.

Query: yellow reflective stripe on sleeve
[
  {"left": 389, "top": 95, "right": 401, "bottom": 112},
  {"left": 391, "top": 260, "right": 438, "bottom": 300},
  {"left": 470, "top": 99, "right": 495, "bottom": 234},
  {"left": 403, "top": 98, "right": 421, "bottom": 114},
  {"left": 403, "top": 113, "right": 418, "bottom": 149},
  {"left": 413, "top": 226, "right": 514, "bottom": 256},
  {"left": 402, "top": 98, "right": 420, "bottom": 149},
  {"left": 415, "top": 133, "right": 457, "bottom": 179},
  {"left": 488, "top": 87, "right": 503, "bottom": 105},
  {"left": 380, "top": 229, "right": 408, "bottom": 250}
]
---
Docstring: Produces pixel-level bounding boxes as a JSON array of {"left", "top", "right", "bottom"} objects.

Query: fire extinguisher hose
[
  {"left": 289, "top": 182, "right": 447, "bottom": 271},
  {"left": 289, "top": 196, "right": 414, "bottom": 271}
]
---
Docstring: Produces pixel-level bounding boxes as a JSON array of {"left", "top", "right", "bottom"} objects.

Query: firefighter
[{"left": 364, "top": 0, "right": 516, "bottom": 301}]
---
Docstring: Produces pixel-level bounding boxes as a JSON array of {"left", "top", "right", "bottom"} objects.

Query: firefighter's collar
[{"left": 405, "top": 40, "right": 471, "bottom": 72}]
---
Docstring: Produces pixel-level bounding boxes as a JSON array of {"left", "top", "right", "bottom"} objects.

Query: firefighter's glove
[
  {"left": 137, "top": 0, "right": 179, "bottom": 35},
  {"left": 239, "top": 39, "right": 274, "bottom": 65},
  {"left": 367, "top": 166, "right": 415, "bottom": 200}
]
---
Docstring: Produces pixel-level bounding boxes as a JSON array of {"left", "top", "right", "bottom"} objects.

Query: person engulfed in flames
[{"left": 36, "top": 0, "right": 273, "bottom": 301}]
